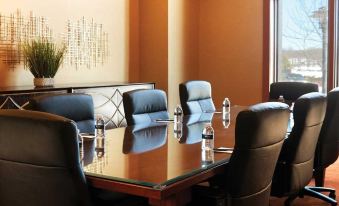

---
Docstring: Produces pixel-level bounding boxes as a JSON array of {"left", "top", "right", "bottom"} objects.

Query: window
[{"left": 266, "top": 0, "right": 337, "bottom": 94}]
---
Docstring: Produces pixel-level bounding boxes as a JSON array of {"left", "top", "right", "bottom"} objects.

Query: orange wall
[
  {"left": 168, "top": 0, "right": 199, "bottom": 112},
  {"left": 132, "top": 0, "right": 264, "bottom": 107},
  {"left": 138, "top": 0, "right": 168, "bottom": 92},
  {"left": 199, "top": 0, "right": 264, "bottom": 106},
  {"left": 0, "top": 0, "right": 265, "bottom": 106}
]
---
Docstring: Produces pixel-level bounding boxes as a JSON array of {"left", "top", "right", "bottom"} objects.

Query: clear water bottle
[
  {"left": 290, "top": 102, "right": 295, "bottom": 112},
  {"left": 202, "top": 124, "right": 214, "bottom": 151},
  {"left": 278, "top": 95, "right": 285, "bottom": 103},
  {"left": 174, "top": 122, "right": 183, "bottom": 140},
  {"left": 287, "top": 102, "right": 294, "bottom": 134},
  {"left": 95, "top": 137, "right": 105, "bottom": 158},
  {"left": 223, "top": 113, "right": 230, "bottom": 128},
  {"left": 174, "top": 105, "right": 183, "bottom": 124},
  {"left": 201, "top": 149, "right": 214, "bottom": 168},
  {"left": 223, "top": 98, "right": 230, "bottom": 118},
  {"left": 95, "top": 114, "right": 105, "bottom": 138}
]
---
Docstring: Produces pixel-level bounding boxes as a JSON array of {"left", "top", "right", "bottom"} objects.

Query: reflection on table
[
  {"left": 82, "top": 106, "right": 246, "bottom": 188},
  {"left": 123, "top": 123, "right": 168, "bottom": 154},
  {"left": 179, "top": 112, "right": 214, "bottom": 144}
]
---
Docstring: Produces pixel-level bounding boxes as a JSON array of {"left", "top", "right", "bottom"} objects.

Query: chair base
[
  {"left": 304, "top": 186, "right": 337, "bottom": 206},
  {"left": 284, "top": 186, "right": 337, "bottom": 206}
]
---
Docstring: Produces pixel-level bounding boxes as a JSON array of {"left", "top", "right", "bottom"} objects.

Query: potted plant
[{"left": 23, "top": 39, "right": 66, "bottom": 87}]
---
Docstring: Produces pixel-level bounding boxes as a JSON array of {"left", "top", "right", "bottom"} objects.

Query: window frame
[{"left": 263, "top": 0, "right": 337, "bottom": 101}]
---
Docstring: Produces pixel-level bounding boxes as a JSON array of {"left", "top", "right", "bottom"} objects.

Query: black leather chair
[
  {"left": 123, "top": 89, "right": 169, "bottom": 126},
  {"left": 310, "top": 88, "right": 339, "bottom": 198},
  {"left": 0, "top": 109, "right": 92, "bottom": 206},
  {"left": 269, "top": 82, "right": 319, "bottom": 105},
  {"left": 193, "top": 102, "right": 290, "bottom": 206},
  {"left": 270, "top": 92, "right": 336, "bottom": 205},
  {"left": 28, "top": 93, "right": 95, "bottom": 134},
  {"left": 179, "top": 80, "right": 216, "bottom": 115}
]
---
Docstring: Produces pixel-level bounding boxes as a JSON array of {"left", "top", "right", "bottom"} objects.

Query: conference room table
[{"left": 81, "top": 106, "right": 246, "bottom": 206}]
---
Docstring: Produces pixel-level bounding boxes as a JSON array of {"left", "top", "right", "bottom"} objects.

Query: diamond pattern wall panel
[{"left": 73, "top": 84, "right": 154, "bottom": 129}]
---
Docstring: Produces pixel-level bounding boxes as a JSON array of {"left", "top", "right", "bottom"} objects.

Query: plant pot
[{"left": 34, "top": 78, "right": 54, "bottom": 87}]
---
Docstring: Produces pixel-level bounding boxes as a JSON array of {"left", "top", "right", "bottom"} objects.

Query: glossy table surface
[{"left": 81, "top": 106, "right": 247, "bottom": 189}]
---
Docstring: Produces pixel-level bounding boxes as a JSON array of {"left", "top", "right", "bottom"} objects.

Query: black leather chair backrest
[
  {"left": 226, "top": 102, "right": 290, "bottom": 206},
  {"left": 0, "top": 110, "right": 91, "bottom": 206},
  {"left": 269, "top": 82, "right": 319, "bottom": 103},
  {"left": 179, "top": 80, "right": 216, "bottom": 115},
  {"left": 123, "top": 89, "right": 169, "bottom": 126},
  {"left": 29, "top": 93, "right": 95, "bottom": 134},
  {"left": 315, "top": 88, "right": 339, "bottom": 169},
  {"left": 272, "top": 92, "right": 326, "bottom": 195}
]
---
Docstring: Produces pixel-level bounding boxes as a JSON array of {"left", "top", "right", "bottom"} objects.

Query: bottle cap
[
  {"left": 223, "top": 98, "right": 230, "bottom": 105},
  {"left": 96, "top": 114, "right": 104, "bottom": 120}
]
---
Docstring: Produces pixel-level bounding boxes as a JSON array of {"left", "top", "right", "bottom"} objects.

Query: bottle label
[
  {"left": 223, "top": 98, "right": 231, "bottom": 113},
  {"left": 202, "top": 134, "right": 214, "bottom": 139}
]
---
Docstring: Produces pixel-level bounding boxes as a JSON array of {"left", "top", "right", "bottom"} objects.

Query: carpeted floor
[{"left": 270, "top": 159, "right": 339, "bottom": 206}]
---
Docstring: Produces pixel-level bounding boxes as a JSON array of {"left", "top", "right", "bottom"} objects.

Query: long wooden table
[{"left": 82, "top": 106, "right": 246, "bottom": 206}]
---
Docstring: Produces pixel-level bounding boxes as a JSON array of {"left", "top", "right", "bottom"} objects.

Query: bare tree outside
[{"left": 277, "top": 0, "right": 328, "bottom": 92}]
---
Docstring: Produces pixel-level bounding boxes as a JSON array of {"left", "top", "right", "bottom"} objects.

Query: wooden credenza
[{"left": 0, "top": 82, "right": 154, "bottom": 129}]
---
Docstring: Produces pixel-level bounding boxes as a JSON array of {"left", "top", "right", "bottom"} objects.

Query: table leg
[{"left": 148, "top": 189, "right": 191, "bottom": 206}]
